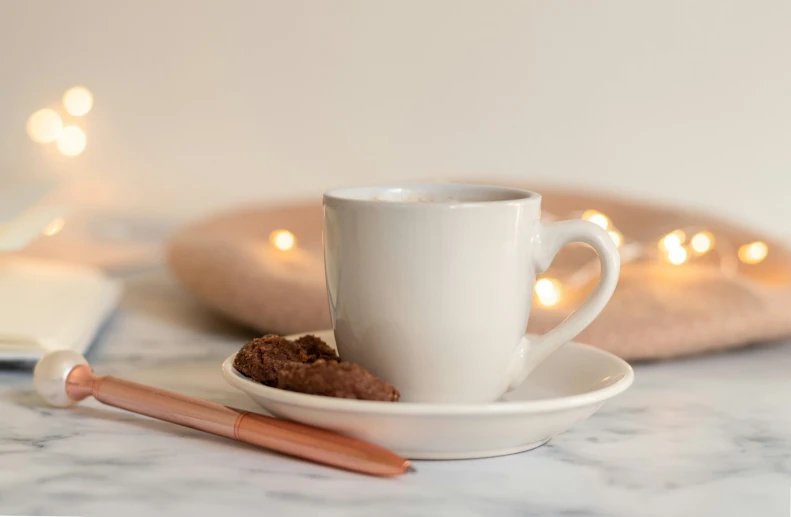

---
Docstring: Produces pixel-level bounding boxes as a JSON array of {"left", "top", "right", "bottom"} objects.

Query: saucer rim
[{"left": 221, "top": 332, "right": 634, "bottom": 415}]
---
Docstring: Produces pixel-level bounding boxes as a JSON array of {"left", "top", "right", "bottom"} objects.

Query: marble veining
[{"left": 1, "top": 269, "right": 790, "bottom": 516}]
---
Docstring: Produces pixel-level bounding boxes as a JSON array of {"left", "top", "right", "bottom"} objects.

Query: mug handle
[{"left": 506, "top": 220, "right": 621, "bottom": 390}]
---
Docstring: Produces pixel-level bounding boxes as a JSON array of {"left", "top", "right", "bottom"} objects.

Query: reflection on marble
[{"left": 1, "top": 269, "right": 790, "bottom": 516}]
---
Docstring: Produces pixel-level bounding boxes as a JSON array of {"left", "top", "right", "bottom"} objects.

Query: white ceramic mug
[{"left": 323, "top": 184, "right": 620, "bottom": 403}]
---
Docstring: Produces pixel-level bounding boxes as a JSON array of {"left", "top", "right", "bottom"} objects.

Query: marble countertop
[{"left": 1, "top": 268, "right": 790, "bottom": 517}]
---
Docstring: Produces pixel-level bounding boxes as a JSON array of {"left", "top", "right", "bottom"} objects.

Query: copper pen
[{"left": 33, "top": 350, "right": 412, "bottom": 477}]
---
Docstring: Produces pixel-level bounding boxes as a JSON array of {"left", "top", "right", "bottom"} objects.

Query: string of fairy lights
[
  {"left": 27, "top": 86, "right": 770, "bottom": 302},
  {"left": 31, "top": 88, "right": 768, "bottom": 301},
  {"left": 267, "top": 209, "right": 771, "bottom": 309},
  {"left": 532, "top": 209, "right": 770, "bottom": 308},
  {"left": 22, "top": 87, "right": 773, "bottom": 296}
]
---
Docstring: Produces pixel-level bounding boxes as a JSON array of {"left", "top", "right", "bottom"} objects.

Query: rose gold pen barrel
[{"left": 65, "top": 365, "right": 409, "bottom": 476}]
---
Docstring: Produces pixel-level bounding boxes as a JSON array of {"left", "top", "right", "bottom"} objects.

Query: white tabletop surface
[{"left": 1, "top": 268, "right": 789, "bottom": 517}]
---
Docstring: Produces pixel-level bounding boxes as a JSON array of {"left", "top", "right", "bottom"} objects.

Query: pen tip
[{"left": 405, "top": 464, "right": 417, "bottom": 474}]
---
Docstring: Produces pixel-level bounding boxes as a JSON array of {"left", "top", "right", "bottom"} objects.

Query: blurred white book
[{"left": 0, "top": 181, "right": 121, "bottom": 362}]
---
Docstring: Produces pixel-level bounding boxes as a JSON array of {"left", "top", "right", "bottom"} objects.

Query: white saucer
[{"left": 221, "top": 330, "right": 634, "bottom": 459}]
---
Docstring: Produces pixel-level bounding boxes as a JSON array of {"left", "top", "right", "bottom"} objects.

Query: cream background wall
[{"left": 1, "top": 1, "right": 789, "bottom": 237}]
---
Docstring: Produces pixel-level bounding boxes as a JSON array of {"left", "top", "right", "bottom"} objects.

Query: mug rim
[{"left": 323, "top": 183, "right": 541, "bottom": 208}]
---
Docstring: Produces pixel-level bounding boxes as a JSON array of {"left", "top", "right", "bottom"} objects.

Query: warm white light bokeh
[
  {"left": 581, "top": 210, "right": 610, "bottom": 230},
  {"left": 26, "top": 109, "right": 63, "bottom": 143},
  {"left": 690, "top": 231, "right": 714, "bottom": 255},
  {"left": 666, "top": 246, "right": 689, "bottom": 265},
  {"left": 535, "top": 278, "right": 562, "bottom": 307},
  {"left": 62, "top": 86, "right": 94, "bottom": 116},
  {"left": 738, "top": 241, "right": 768, "bottom": 264},
  {"left": 56, "top": 126, "right": 87, "bottom": 156},
  {"left": 660, "top": 230, "right": 686, "bottom": 252},
  {"left": 42, "top": 218, "right": 65, "bottom": 236},
  {"left": 269, "top": 229, "right": 296, "bottom": 251}
]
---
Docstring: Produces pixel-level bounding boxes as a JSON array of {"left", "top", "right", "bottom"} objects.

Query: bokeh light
[
  {"left": 42, "top": 218, "right": 65, "bottom": 237},
  {"left": 269, "top": 229, "right": 296, "bottom": 251},
  {"left": 26, "top": 108, "right": 63, "bottom": 143},
  {"left": 581, "top": 210, "right": 610, "bottom": 230},
  {"left": 56, "top": 126, "right": 87, "bottom": 156},
  {"left": 660, "top": 230, "right": 686, "bottom": 252},
  {"left": 62, "top": 86, "right": 94, "bottom": 116},
  {"left": 738, "top": 241, "right": 768, "bottom": 265},
  {"left": 666, "top": 246, "right": 688, "bottom": 265},
  {"left": 535, "top": 278, "right": 562, "bottom": 307},
  {"left": 690, "top": 231, "right": 714, "bottom": 255}
]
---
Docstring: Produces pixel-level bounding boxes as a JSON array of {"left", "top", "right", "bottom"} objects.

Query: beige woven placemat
[{"left": 167, "top": 186, "right": 791, "bottom": 360}]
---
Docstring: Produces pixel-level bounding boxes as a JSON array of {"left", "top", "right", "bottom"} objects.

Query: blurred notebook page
[{"left": 0, "top": 258, "right": 120, "bottom": 361}]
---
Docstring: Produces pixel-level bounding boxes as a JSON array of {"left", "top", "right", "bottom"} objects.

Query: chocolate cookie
[
  {"left": 294, "top": 334, "right": 339, "bottom": 362},
  {"left": 277, "top": 360, "right": 400, "bottom": 402},
  {"left": 233, "top": 334, "right": 309, "bottom": 387}
]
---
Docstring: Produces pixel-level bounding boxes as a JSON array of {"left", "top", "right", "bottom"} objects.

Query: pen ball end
[{"left": 34, "top": 350, "right": 90, "bottom": 407}]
